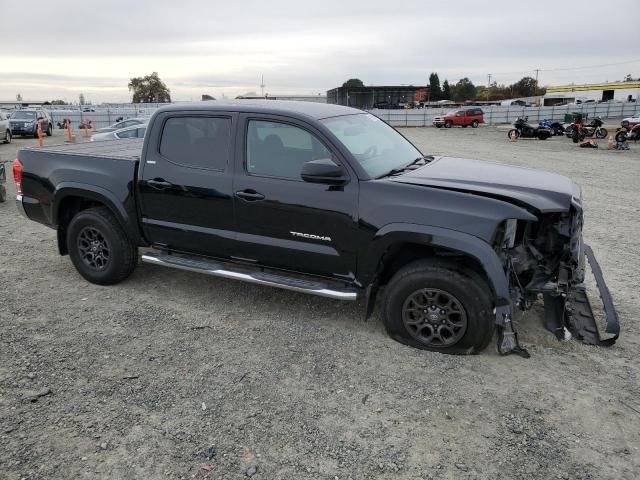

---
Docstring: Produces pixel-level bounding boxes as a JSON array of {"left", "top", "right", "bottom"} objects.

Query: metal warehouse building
[
  {"left": 327, "top": 86, "right": 427, "bottom": 109},
  {"left": 543, "top": 81, "right": 640, "bottom": 105}
]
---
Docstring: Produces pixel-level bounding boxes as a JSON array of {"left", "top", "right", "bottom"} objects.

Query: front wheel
[
  {"left": 67, "top": 207, "right": 138, "bottom": 285},
  {"left": 382, "top": 261, "right": 494, "bottom": 354},
  {"left": 615, "top": 131, "right": 627, "bottom": 143},
  {"left": 46, "top": 124, "right": 52, "bottom": 136},
  {"left": 471, "top": 120, "right": 479, "bottom": 128},
  {"left": 0, "top": 185, "right": 6, "bottom": 203},
  {"left": 3, "top": 129, "right": 10, "bottom": 144},
  {"left": 596, "top": 128, "right": 607, "bottom": 139}
]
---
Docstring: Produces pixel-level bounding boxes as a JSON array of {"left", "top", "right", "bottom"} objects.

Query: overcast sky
[{"left": 1, "top": 0, "right": 638, "bottom": 103}]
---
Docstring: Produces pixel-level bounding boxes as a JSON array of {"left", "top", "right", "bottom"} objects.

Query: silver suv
[{"left": 0, "top": 111, "right": 11, "bottom": 143}]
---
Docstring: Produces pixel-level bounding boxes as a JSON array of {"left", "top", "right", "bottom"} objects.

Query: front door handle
[
  {"left": 147, "top": 179, "right": 172, "bottom": 190},
  {"left": 235, "top": 190, "right": 265, "bottom": 201}
]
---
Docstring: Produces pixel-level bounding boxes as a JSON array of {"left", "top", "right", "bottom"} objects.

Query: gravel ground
[{"left": 1, "top": 127, "right": 639, "bottom": 480}]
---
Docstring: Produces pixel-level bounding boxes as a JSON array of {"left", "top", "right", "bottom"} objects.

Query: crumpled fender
[{"left": 362, "top": 223, "right": 512, "bottom": 314}]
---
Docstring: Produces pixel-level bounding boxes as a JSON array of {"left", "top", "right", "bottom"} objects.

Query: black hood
[{"left": 390, "top": 156, "right": 580, "bottom": 213}]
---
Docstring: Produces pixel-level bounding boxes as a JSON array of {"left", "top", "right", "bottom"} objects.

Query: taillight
[{"left": 13, "top": 159, "right": 23, "bottom": 195}]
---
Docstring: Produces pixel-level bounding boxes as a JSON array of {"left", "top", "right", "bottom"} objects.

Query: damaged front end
[{"left": 493, "top": 194, "right": 620, "bottom": 357}]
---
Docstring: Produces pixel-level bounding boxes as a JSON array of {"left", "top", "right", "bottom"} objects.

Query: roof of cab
[{"left": 154, "top": 100, "right": 363, "bottom": 120}]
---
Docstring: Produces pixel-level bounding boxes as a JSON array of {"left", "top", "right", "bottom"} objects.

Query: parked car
[
  {"left": 0, "top": 160, "right": 6, "bottom": 202},
  {"left": 0, "top": 111, "right": 11, "bottom": 144},
  {"left": 621, "top": 115, "right": 640, "bottom": 128},
  {"left": 91, "top": 124, "right": 147, "bottom": 142},
  {"left": 9, "top": 109, "right": 53, "bottom": 137},
  {"left": 433, "top": 108, "right": 484, "bottom": 128},
  {"left": 13, "top": 101, "right": 619, "bottom": 356},
  {"left": 95, "top": 118, "right": 148, "bottom": 134}
]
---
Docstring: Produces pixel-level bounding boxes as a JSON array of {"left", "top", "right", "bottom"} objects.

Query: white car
[
  {"left": 0, "top": 111, "right": 11, "bottom": 144},
  {"left": 91, "top": 123, "right": 147, "bottom": 142},
  {"left": 621, "top": 116, "right": 640, "bottom": 128},
  {"left": 95, "top": 117, "right": 148, "bottom": 134}
]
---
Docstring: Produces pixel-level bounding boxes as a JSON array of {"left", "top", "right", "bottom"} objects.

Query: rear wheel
[
  {"left": 596, "top": 128, "right": 607, "bottom": 139},
  {"left": 444, "top": 121, "right": 452, "bottom": 128},
  {"left": 382, "top": 260, "right": 494, "bottom": 354},
  {"left": 507, "top": 129, "right": 520, "bottom": 140},
  {"left": 0, "top": 185, "right": 6, "bottom": 203},
  {"left": 46, "top": 123, "right": 52, "bottom": 136},
  {"left": 471, "top": 120, "right": 479, "bottom": 128},
  {"left": 67, "top": 207, "right": 138, "bottom": 285}
]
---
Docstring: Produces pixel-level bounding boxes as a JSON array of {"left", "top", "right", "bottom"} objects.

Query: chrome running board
[{"left": 141, "top": 252, "right": 358, "bottom": 301}]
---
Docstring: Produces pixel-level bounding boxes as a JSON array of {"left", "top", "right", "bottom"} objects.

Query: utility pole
[
  {"left": 260, "top": 75, "right": 265, "bottom": 97},
  {"left": 534, "top": 69, "right": 539, "bottom": 92},
  {"left": 487, "top": 74, "right": 492, "bottom": 101}
]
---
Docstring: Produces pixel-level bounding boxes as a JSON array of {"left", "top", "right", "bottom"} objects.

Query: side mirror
[{"left": 301, "top": 158, "right": 348, "bottom": 185}]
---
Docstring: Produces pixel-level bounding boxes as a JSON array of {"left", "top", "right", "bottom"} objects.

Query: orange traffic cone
[{"left": 607, "top": 136, "right": 614, "bottom": 150}]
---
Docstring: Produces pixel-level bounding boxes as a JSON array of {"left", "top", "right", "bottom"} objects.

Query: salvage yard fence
[
  {"left": 41, "top": 101, "right": 640, "bottom": 130},
  {"left": 368, "top": 102, "right": 640, "bottom": 127}
]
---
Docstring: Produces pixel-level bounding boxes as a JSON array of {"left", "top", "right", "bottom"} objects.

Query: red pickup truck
[{"left": 433, "top": 108, "right": 484, "bottom": 128}]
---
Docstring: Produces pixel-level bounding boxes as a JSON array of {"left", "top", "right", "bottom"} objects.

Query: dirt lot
[{"left": 1, "top": 127, "right": 639, "bottom": 480}]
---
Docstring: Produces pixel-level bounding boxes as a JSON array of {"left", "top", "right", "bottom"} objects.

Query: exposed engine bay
[{"left": 493, "top": 203, "right": 620, "bottom": 357}]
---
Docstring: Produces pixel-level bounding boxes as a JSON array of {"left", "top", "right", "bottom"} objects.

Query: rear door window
[{"left": 160, "top": 116, "right": 232, "bottom": 171}]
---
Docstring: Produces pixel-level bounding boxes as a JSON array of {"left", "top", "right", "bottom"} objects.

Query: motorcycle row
[{"left": 507, "top": 115, "right": 608, "bottom": 142}]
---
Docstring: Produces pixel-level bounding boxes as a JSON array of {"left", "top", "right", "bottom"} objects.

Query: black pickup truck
[{"left": 13, "top": 101, "right": 619, "bottom": 356}]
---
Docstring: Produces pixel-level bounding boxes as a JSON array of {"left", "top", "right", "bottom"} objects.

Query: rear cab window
[{"left": 159, "top": 116, "right": 232, "bottom": 171}]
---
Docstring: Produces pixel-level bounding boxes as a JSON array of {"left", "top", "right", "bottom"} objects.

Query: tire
[
  {"left": 0, "top": 185, "right": 6, "bottom": 203},
  {"left": 615, "top": 131, "right": 627, "bottom": 143},
  {"left": 67, "top": 206, "right": 138, "bottom": 285},
  {"left": 435, "top": 124, "right": 442, "bottom": 128},
  {"left": 596, "top": 128, "right": 607, "bottom": 139},
  {"left": 382, "top": 260, "right": 494, "bottom": 355},
  {"left": 538, "top": 131, "right": 550, "bottom": 140},
  {"left": 572, "top": 129, "right": 580, "bottom": 143},
  {"left": 3, "top": 129, "right": 10, "bottom": 144},
  {"left": 444, "top": 121, "right": 452, "bottom": 128},
  {"left": 507, "top": 129, "right": 520, "bottom": 140},
  {"left": 471, "top": 120, "right": 479, "bottom": 128},
  {"left": 46, "top": 123, "right": 52, "bottom": 136}
]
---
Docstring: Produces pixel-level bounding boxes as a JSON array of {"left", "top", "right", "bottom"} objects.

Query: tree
[
  {"left": 128, "top": 72, "right": 172, "bottom": 103},
  {"left": 441, "top": 80, "right": 452, "bottom": 100},
  {"left": 79, "top": 93, "right": 86, "bottom": 105},
  {"left": 509, "top": 76, "right": 545, "bottom": 97},
  {"left": 16, "top": 93, "right": 22, "bottom": 102},
  {"left": 428, "top": 72, "right": 442, "bottom": 101},
  {"left": 342, "top": 78, "right": 364, "bottom": 88},
  {"left": 452, "top": 78, "right": 476, "bottom": 102},
  {"left": 50, "top": 99, "right": 68, "bottom": 105}
]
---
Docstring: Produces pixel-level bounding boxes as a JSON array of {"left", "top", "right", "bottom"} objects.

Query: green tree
[
  {"left": 342, "top": 78, "right": 365, "bottom": 88},
  {"left": 441, "top": 80, "right": 452, "bottom": 100},
  {"left": 509, "top": 76, "right": 545, "bottom": 97},
  {"left": 128, "top": 72, "right": 172, "bottom": 103},
  {"left": 428, "top": 72, "right": 442, "bottom": 101},
  {"left": 452, "top": 78, "right": 476, "bottom": 102},
  {"left": 50, "top": 99, "right": 68, "bottom": 105}
]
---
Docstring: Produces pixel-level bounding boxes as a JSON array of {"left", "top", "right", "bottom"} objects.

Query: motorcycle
[
  {"left": 539, "top": 119, "right": 565, "bottom": 136},
  {"left": 615, "top": 123, "right": 640, "bottom": 143},
  {"left": 508, "top": 117, "right": 552, "bottom": 140},
  {"left": 566, "top": 116, "right": 607, "bottom": 140}
]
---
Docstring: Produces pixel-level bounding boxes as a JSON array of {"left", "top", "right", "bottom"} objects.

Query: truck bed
[{"left": 21, "top": 138, "right": 143, "bottom": 160}]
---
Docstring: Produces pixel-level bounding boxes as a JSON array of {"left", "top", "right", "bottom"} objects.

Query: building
[
  {"left": 543, "top": 81, "right": 640, "bottom": 105},
  {"left": 326, "top": 86, "right": 428, "bottom": 109},
  {"left": 235, "top": 94, "right": 327, "bottom": 103}
]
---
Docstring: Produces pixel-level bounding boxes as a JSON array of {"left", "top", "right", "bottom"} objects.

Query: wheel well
[
  {"left": 377, "top": 242, "right": 495, "bottom": 298},
  {"left": 56, "top": 196, "right": 107, "bottom": 255}
]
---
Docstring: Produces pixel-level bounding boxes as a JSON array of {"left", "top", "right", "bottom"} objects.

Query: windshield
[
  {"left": 321, "top": 114, "right": 422, "bottom": 178},
  {"left": 11, "top": 111, "right": 36, "bottom": 120}
]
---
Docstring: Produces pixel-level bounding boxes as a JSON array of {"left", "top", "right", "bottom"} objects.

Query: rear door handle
[
  {"left": 147, "top": 179, "right": 172, "bottom": 190},
  {"left": 235, "top": 190, "right": 265, "bottom": 201}
]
